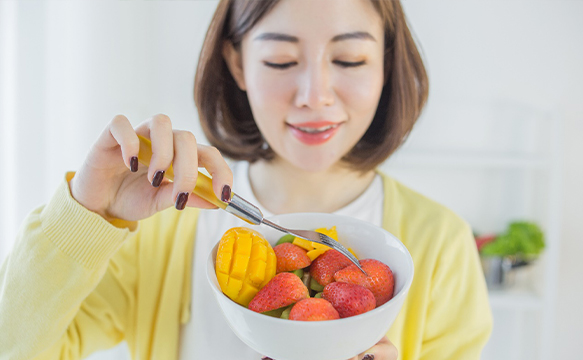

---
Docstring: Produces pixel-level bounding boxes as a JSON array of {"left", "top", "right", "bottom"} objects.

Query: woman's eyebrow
[
  {"left": 331, "top": 31, "right": 376, "bottom": 42},
  {"left": 254, "top": 33, "right": 299, "bottom": 43},
  {"left": 253, "top": 31, "right": 376, "bottom": 43}
]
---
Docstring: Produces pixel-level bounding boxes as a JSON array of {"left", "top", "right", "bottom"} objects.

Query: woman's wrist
[{"left": 68, "top": 174, "right": 114, "bottom": 222}]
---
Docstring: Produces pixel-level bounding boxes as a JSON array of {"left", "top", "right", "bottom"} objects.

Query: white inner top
[{"left": 178, "top": 161, "right": 383, "bottom": 359}]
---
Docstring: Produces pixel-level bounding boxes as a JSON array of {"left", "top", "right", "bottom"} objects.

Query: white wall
[{"left": 1, "top": 1, "right": 582, "bottom": 359}]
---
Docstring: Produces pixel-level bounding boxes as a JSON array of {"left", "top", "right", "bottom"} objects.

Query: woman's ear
[{"left": 222, "top": 41, "right": 247, "bottom": 91}]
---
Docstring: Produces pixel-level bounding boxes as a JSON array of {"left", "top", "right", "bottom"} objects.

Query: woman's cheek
[
  {"left": 338, "top": 70, "right": 383, "bottom": 116},
  {"left": 248, "top": 74, "right": 295, "bottom": 119}
]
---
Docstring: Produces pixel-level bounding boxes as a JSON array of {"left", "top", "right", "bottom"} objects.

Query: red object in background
[{"left": 475, "top": 234, "right": 497, "bottom": 251}]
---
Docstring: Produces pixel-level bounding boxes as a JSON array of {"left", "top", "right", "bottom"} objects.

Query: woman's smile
[{"left": 286, "top": 120, "right": 344, "bottom": 145}]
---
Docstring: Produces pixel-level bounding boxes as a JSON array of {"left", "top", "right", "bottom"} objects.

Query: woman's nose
[{"left": 294, "top": 63, "right": 335, "bottom": 110}]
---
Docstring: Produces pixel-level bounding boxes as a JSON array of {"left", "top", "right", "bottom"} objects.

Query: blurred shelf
[
  {"left": 384, "top": 151, "right": 549, "bottom": 170},
  {"left": 488, "top": 288, "right": 543, "bottom": 310}
]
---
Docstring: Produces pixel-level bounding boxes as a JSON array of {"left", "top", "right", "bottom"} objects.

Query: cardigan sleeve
[
  {"left": 0, "top": 172, "right": 139, "bottom": 360},
  {"left": 419, "top": 222, "right": 493, "bottom": 359}
]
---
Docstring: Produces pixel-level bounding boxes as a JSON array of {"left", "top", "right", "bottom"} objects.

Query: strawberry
[
  {"left": 310, "top": 249, "right": 352, "bottom": 287},
  {"left": 333, "top": 259, "right": 394, "bottom": 307},
  {"left": 274, "top": 243, "right": 311, "bottom": 273},
  {"left": 289, "top": 298, "right": 339, "bottom": 321},
  {"left": 248, "top": 272, "right": 309, "bottom": 313},
  {"left": 323, "top": 282, "right": 375, "bottom": 318}
]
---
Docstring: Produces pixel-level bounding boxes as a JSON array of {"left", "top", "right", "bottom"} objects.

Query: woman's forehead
[{"left": 245, "top": 0, "right": 383, "bottom": 44}]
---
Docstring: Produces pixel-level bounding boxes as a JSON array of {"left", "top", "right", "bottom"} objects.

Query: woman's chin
[
  {"left": 269, "top": 141, "right": 348, "bottom": 173},
  {"left": 284, "top": 153, "right": 343, "bottom": 173}
]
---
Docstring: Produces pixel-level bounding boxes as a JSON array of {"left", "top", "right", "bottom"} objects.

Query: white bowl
[{"left": 206, "top": 213, "right": 414, "bottom": 360}]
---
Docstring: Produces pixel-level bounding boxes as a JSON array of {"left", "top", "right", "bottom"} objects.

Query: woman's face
[{"left": 235, "top": 0, "right": 385, "bottom": 172}]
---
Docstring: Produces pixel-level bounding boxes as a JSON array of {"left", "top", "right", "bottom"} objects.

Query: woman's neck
[{"left": 248, "top": 158, "right": 376, "bottom": 215}]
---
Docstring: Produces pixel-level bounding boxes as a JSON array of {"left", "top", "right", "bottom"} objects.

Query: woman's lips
[{"left": 287, "top": 121, "right": 342, "bottom": 145}]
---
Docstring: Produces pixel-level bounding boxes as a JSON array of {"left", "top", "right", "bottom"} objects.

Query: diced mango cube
[
  {"left": 237, "top": 283, "right": 259, "bottom": 307},
  {"left": 225, "top": 277, "right": 243, "bottom": 300},
  {"left": 311, "top": 242, "right": 331, "bottom": 251},
  {"left": 247, "top": 259, "right": 267, "bottom": 287},
  {"left": 292, "top": 237, "right": 314, "bottom": 251},
  {"left": 234, "top": 233, "right": 252, "bottom": 256},
  {"left": 216, "top": 251, "right": 232, "bottom": 274},
  {"left": 250, "top": 241, "right": 267, "bottom": 262},
  {"left": 306, "top": 248, "right": 327, "bottom": 261},
  {"left": 216, "top": 272, "right": 229, "bottom": 289},
  {"left": 218, "top": 232, "right": 235, "bottom": 253},
  {"left": 262, "top": 249, "right": 277, "bottom": 288},
  {"left": 231, "top": 254, "right": 250, "bottom": 279}
]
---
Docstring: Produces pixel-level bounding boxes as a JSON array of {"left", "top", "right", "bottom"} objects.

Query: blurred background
[{"left": 0, "top": 0, "right": 581, "bottom": 359}]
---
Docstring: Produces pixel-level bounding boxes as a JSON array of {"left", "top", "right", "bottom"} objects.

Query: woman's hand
[
  {"left": 345, "top": 336, "right": 398, "bottom": 360},
  {"left": 69, "top": 114, "right": 233, "bottom": 222}
]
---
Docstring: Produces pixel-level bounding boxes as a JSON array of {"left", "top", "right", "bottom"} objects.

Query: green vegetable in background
[{"left": 480, "top": 221, "right": 545, "bottom": 258}]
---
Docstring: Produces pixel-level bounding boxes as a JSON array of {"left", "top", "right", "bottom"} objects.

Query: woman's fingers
[
  {"left": 347, "top": 336, "right": 397, "bottom": 360},
  {"left": 178, "top": 145, "right": 234, "bottom": 210},
  {"left": 95, "top": 114, "right": 140, "bottom": 171},
  {"left": 197, "top": 144, "right": 234, "bottom": 202},
  {"left": 171, "top": 129, "right": 200, "bottom": 210},
  {"left": 135, "top": 114, "right": 175, "bottom": 185},
  {"left": 133, "top": 114, "right": 232, "bottom": 211},
  {"left": 168, "top": 129, "right": 233, "bottom": 210}
]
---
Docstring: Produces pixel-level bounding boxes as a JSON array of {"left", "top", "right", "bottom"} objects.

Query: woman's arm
[{"left": 0, "top": 174, "right": 138, "bottom": 360}]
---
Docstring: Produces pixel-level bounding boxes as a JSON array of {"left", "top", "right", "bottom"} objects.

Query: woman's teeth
[{"left": 295, "top": 124, "right": 338, "bottom": 133}]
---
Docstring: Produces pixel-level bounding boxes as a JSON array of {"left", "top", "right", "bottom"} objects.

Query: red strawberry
[
  {"left": 289, "top": 298, "right": 339, "bottom": 321},
  {"left": 323, "top": 282, "right": 376, "bottom": 318},
  {"left": 333, "top": 259, "right": 394, "bottom": 307},
  {"left": 274, "top": 243, "right": 311, "bottom": 273},
  {"left": 248, "top": 272, "right": 309, "bottom": 313},
  {"left": 310, "top": 249, "right": 352, "bottom": 287}
]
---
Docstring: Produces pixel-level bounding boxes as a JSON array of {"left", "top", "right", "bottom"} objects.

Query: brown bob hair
[{"left": 194, "top": 0, "right": 428, "bottom": 172}]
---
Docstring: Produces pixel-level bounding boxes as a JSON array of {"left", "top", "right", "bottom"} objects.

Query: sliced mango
[
  {"left": 215, "top": 227, "right": 276, "bottom": 307},
  {"left": 292, "top": 237, "right": 314, "bottom": 251},
  {"left": 306, "top": 248, "right": 326, "bottom": 261}
]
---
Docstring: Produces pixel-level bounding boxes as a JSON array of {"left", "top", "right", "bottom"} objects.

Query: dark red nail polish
[
  {"left": 130, "top": 156, "right": 138, "bottom": 172},
  {"left": 362, "top": 354, "right": 375, "bottom": 360},
  {"left": 221, "top": 184, "right": 231, "bottom": 203},
  {"left": 261, "top": 357, "right": 274, "bottom": 360},
  {"left": 175, "top": 192, "right": 189, "bottom": 210},
  {"left": 152, "top": 170, "right": 165, "bottom": 187}
]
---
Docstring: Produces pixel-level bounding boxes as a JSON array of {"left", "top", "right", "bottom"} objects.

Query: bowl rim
[{"left": 206, "top": 212, "right": 415, "bottom": 326}]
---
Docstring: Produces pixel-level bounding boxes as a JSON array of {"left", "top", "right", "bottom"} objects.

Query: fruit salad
[{"left": 215, "top": 226, "right": 395, "bottom": 321}]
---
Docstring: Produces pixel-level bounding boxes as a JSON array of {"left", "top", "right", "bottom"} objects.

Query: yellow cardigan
[{"left": 0, "top": 171, "right": 492, "bottom": 360}]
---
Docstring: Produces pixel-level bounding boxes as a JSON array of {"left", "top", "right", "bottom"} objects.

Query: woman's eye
[
  {"left": 263, "top": 61, "right": 297, "bottom": 70},
  {"left": 263, "top": 60, "right": 365, "bottom": 69},
  {"left": 334, "top": 60, "right": 366, "bottom": 68}
]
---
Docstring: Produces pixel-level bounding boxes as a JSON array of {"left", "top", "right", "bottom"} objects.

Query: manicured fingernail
[
  {"left": 221, "top": 184, "right": 231, "bottom": 203},
  {"left": 362, "top": 354, "right": 375, "bottom": 360},
  {"left": 151, "top": 170, "right": 165, "bottom": 187},
  {"left": 130, "top": 156, "right": 138, "bottom": 172},
  {"left": 261, "top": 357, "right": 274, "bottom": 360},
  {"left": 175, "top": 192, "right": 189, "bottom": 210}
]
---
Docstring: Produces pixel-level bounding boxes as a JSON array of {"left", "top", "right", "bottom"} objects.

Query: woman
[{"left": 0, "top": 0, "right": 492, "bottom": 359}]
